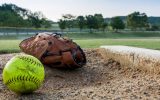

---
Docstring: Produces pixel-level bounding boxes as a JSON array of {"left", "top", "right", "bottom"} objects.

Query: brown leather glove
[{"left": 19, "top": 32, "right": 86, "bottom": 69}]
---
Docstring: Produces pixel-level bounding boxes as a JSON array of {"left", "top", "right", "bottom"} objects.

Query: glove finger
[{"left": 19, "top": 36, "right": 35, "bottom": 51}]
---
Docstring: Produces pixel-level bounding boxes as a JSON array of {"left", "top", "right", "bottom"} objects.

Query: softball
[{"left": 2, "top": 54, "right": 45, "bottom": 94}]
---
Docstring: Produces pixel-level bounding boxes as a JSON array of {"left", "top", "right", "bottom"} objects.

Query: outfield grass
[
  {"left": 1, "top": 31, "right": 160, "bottom": 53},
  {"left": 75, "top": 39, "right": 160, "bottom": 49},
  {"left": 1, "top": 38, "right": 160, "bottom": 54},
  {"left": 0, "top": 40, "right": 21, "bottom": 53},
  {"left": 65, "top": 32, "right": 160, "bottom": 39}
]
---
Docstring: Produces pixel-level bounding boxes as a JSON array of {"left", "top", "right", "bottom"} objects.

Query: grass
[
  {"left": 1, "top": 31, "right": 160, "bottom": 53},
  {"left": 64, "top": 31, "right": 160, "bottom": 39},
  {"left": 74, "top": 39, "right": 160, "bottom": 49},
  {"left": 1, "top": 38, "right": 160, "bottom": 54},
  {"left": 0, "top": 40, "right": 21, "bottom": 54}
]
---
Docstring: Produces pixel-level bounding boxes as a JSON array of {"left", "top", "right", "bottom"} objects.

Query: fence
[
  {"left": 1, "top": 27, "right": 160, "bottom": 36},
  {"left": 0, "top": 27, "right": 60, "bottom": 36}
]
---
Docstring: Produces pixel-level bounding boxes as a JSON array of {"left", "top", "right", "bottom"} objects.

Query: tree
[
  {"left": 102, "top": 22, "right": 108, "bottom": 32},
  {"left": 0, "top": 4, "right": 29, "bottom": 27},
  {"left": 0, "top": 3, "right": 52, "bottom": 28},
  {"left": 62, "top": 14, "right": 75, "bottom": 30},
  {"left": 0, "top": 3, "right": 28, "bottom": 18},
  {"left": 86, "top": 15, "right": 97, "bottom": 33},
  {"left": 77, "top": 16, "right": 86, "bottom": 31},
  {"left": 110, "top": 16, "right": 125, "bottom": 32},
  {"left": 127, "top": 12, "right": 149, "bottom": 30},
  {"left": 28, "top": 11, "right": 46, "bottom": 28},
  {"left": 41, "top": 18, "right": 52, "bottom": 28},
  {"left": 94, "top": 14, "right": 104, "bottom": 30},
  {"left": 58, "top": 19, "right": 66, "bottom": 32}
]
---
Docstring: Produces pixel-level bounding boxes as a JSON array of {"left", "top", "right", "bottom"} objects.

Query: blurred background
[{"left": 0, "top": 0, "right": 160, "bottom": 53}]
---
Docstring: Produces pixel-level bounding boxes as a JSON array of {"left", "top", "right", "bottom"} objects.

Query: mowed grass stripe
[
  {"left": 0, "top": 40, "right": 21, "bottom": 53},
  {"left": 0, "top": 39, "right": 160, "bottom": 53},
  {"left": 75, "top": 39, "right": 160, "bottom": 49}
]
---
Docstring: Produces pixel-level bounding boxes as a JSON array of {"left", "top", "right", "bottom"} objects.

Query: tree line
[
  {"left": 0, "top": 3, "right": 159, "bottom": 32},
  {"left": 58, "top": 12, "right": 159, "bottom": 32},
  {"left": 58, "top": 14, "right": 108, "bottom": 32},
  {"left": 0, "top": 3, "right": 52, "bottom": 28}
]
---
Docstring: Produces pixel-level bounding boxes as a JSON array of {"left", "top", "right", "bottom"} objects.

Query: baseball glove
[{"left": 19, "top": 32, "right": 86, "bottom": 69}]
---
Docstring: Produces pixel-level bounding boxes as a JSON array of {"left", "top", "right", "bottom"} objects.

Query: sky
[{"left": 0, "top": 0, "right": 159, "bottom": 21}]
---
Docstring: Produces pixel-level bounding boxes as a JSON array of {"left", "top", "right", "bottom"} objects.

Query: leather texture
[{"left": 19, "top": 32, "right": 86, "bottom": 69}]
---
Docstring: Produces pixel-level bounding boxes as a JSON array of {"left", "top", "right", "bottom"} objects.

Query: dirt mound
[{"left": 0, "top": 49, "right": 160, "bottom": 100}]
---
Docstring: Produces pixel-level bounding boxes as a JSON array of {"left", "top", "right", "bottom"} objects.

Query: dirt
[{"left": 1, "top": 49, "right": 160, "bottom": 100}]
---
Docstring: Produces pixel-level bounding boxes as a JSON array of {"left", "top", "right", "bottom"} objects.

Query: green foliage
[
  {"left": 58, "top": 14, "right": 107, "bottom": 32},
  {"left": 41, "top": 19, "right": 52, "bottom": 28},
  {"left": 27, "top": 11, "right": 49, "bottom": 28},
  {"left": 85, "top": 14, "right": 105, "bottom": 32},
  {"left": 127, "top": 12, "right": 149, "bottom": 29},
  {"left": 110, "top": 16, "right": 125, "bottom": 31},
  {"left": 0, "top": 3, "right": 30, "bottom": 27},
  {"left": 94, "top": 14, "right": 104, "bottom": 29},
  {"left": 62, "top": 14, "right": 76, "bottom": 30},
  {"left": 58, "top": 19, "right": 66, "bottom": 31},
  {"left": 105, "top": 16, "right": 160, "bottom": 28},
  {"left": 102, "top": 22, "right": 108, "bottom": 31},
  {"left": 86, "top": 15, "right": 97, "bottom": 32},
  {"left": 0, "top": 3, "right": 52, "bottom": 28},
  {"left": 77, "top": 16, "right": 86, "bottom": 31}
]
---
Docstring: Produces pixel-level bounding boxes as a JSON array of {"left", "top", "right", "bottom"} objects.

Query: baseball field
[
  {"left": 1, "top": 32, "right": 160, "bottom": 99},
  {"left": 1, "top": 32, "right": 160, "bottom": 53}
]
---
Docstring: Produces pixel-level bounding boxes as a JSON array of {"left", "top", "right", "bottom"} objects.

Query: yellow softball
[{"left": 2, "top": 54, "right": 45, "bottom": 94}]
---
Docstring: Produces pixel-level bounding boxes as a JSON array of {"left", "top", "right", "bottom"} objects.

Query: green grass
[
  {"left": 1, "top": 39, "right": 160, "bottom": 54},
  {"left": 64, "top": 32, "right": 160, "bottom": 39},
  {"left": 0, "top": 40, "right": 21, "bottom": 53},
  {"left": 74, "top": 39, "right": 160, "bottom": 50},
  {"left": 1, "top": 31, "right": 160, "bottom": 53}
]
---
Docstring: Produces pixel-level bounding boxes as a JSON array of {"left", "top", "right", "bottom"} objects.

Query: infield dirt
[{"left": 0, "top": 49, "right": 160, "bottom": 100}]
